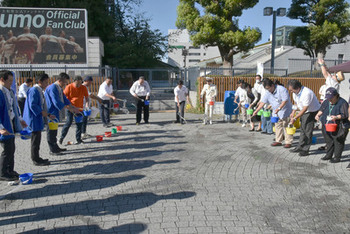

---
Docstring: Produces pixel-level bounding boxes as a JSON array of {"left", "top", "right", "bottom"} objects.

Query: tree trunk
[{"left": 222, "top": 57, "right": 233, "bottom": 76}]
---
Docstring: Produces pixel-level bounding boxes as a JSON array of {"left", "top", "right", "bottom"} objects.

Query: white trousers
[{"left": 204, "top": 103, "right": 214, "bottom": 121}]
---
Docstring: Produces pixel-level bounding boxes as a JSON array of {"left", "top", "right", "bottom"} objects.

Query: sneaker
[
  {"left": 50, "top": 151, "right": 63, "bottom": 156},
  {"left": 58, "top": 147, "right": 67, "bottom": 152},
  {"left": 136, "top": 122, "right": 140, "bottom": 125},
  {"left": 81, "top": 134, "right": 89, "bottom": 139},
  {"left": 271, "top": 142, "right": 282, "bottom": 146},
  {"left": 75, "top": 140, "right": 85, "bottom": 145},
  {"left": 58, "top": 139, "right": 63, "bottom": 145},
  {"left": 330, "top": 158, "right": 340, "bottom": 163},
  {"left": 299, "top": 151, "right": 309, "bottom": 157},
  {"left": 33, "top": 160, "right": 50, "bottom": 166},
  {"left": 173, "top": 121, "right": 180, "bottom": 124},
  {"left": 242, "top": 124, "right": 246, "bottom": 127},
  {"left": 290, "top": 148, "right": 301, "bottom": 153},
  {"left": 346, "top": 164, "right": 350, "bottom": 170},
  {"left": 209, "top": 120, "right": 213, "bottom": 125},
  {"left": 203, "top": 120, "right": 207, "bottom": 125}
]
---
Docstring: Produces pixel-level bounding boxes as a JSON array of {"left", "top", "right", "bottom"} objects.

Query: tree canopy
[
  {"left": 1, "top": 0, "right": 167, "bottom": 68},
  {"left": 176, "top": 0, "right": 261, "bottom": 68},
  {"left": 288, "top": 0, "right": 350, "bottom": 59}
]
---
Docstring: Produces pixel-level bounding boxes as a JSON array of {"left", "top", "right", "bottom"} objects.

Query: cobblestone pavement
[{"left": 1, "top": 112, "right": 350, "bottom": 233}]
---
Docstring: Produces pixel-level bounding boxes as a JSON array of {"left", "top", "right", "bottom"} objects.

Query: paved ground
[{"left": 1, "top": 112, "right": 350, "bottom": 233}]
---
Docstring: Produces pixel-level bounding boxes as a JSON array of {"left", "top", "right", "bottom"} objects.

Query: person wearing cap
[
  {"left": 200, "top": 77, "right": 217, "bottom": 124},
  {"left": 81, "top": 76, "right": 102, "bottom": 139},
  {"left": 59, "top": 75, "right": 89, "bottom": 145},
  {"left": 315, "top": 87, "right": 349, "bottom": 163},
  {"left": 318, "top": 58, "right": 344, "bottom": 92},
  {"left": 129, "top": 76, "right": 151, "bottom": 125},
  {"left": 99, "top": 77, "right": 117, "bottom": 127},
  {"left": 288, "top": 79, "right": 320, "bottom": 156}
]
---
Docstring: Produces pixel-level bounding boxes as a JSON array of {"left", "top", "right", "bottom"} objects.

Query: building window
[
  {"left": 189, "top": 53, "right": 200, "bottom": 56},
  {"left": 338, "top": 54, "right": 344, "bottom": 62},
  {"left": 189, "top": 46, "right": 200, "bottom": 49},
  {"left": 189, "top": 59, "right": 200, "bottom": 63}
]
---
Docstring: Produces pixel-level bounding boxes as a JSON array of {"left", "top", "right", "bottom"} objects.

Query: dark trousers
[
  {"left": 31, "top": 131, "right": 41, "bottom": 162},
  {"left": 18, "top": 97, "right": 25, "bottom": 116},
  {"left": 323, "top": 125, "right": 349, "bottom": 159},
  {"left": 47, "top": 127, "right": 59, "bottom": 153},
  {"left": 176, "top": 101, "right": 185, "bottom": 123},
  {"left": 99, "top": 100, "right": 110, "bottom": 125},
  {"left": 82, "top": 115, "right": 88, "bottom": 134},
  {"left": 136, "top": 96, "right": 149, "bottom": 123},
  {"left": 297, "top": 111, "right": 317, "bottom": 152},
  {"left": 60, "top": 111, "right": 83, "bottom": 142},
  {"left": 0, "top": 137, "right": 15, "bottom": 176}
]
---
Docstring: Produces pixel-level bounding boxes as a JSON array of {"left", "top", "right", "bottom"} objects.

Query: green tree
[
  {"left": 289, "top": 27, "right": 315, "bottom": 59},
  {"left": 288, "top": 0, "right": 350, "bottom": 59},
  {"left": 176, "top": 0, "right": 261, "bottom": 69}
]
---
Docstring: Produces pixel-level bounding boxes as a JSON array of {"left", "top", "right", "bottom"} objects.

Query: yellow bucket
[
  {"left": 286, "top": 127, "right": 296, "bottom": 135},
  {"left": 48, "top": 121, "right": 58, "bottom": 130},
  {"left": 293, "top": 117, "right": 300, "bottom": 129},
  {"left": 273, "top": 126, "right": 276, "bottom": 132}
]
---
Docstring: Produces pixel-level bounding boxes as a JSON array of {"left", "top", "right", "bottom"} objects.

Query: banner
[{"left": 0, "top": 7, "right": 88, "bottom": 65}]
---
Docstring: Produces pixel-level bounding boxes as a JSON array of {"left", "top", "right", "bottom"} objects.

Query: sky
[{"left": 139, "top": 0, "right": 308, "bottom": 44}]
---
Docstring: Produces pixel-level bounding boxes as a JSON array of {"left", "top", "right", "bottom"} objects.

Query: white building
[{"left": 167, "top": 29, "right": 220, "bottom": 68}]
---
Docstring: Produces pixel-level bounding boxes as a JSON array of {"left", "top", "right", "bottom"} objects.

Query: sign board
[{"left": 0, "top": 7, "right": 88, "bottom": 65}]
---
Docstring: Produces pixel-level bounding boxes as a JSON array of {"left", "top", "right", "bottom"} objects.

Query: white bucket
[{"left": 90, "top": 106, "right": 99, "bottom": 118}]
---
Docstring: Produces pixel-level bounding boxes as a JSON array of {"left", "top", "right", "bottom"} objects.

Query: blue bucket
[
  {"left": 20, "top": 128, "right": 32, "bottom": 140},
  {"left": 83, "top": 109, "right": 92, "bottom": 116},
  {"left": 312, "top": 136, "right": 317, "bottom": 144},
  {"left": 19, "top": 173, "right": 33, "bottom": 185},
  {"left": 271, "top": 117, "right": 279, "bottom": 123},
  {"left": 144, "top": 100, "right": 150, "bottom": 106},
  {"left": 244, "top": 104, "right": 249, "bottom": 109},
  {"left": 75, "top": 113, "right": 83, "bottom": 123}
]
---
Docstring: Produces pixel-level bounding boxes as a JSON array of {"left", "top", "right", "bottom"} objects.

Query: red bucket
[
  {"left": 113, "top": 103, "right": 119, "bottom": 108},
  {"left": 116, "top": 126, "right": 122, "bottom": 131},
  {"left": 209, "top": 101, "right": 214, "bottom": 106},
  {"left": 105, "top": 132, "right": 112, "bottom": 137},
  {"left": 96, "top": 135, "right": 103, "bottom": 142},
  {"left": 325, "top": 123, "right": 337, "bottom": 132}
]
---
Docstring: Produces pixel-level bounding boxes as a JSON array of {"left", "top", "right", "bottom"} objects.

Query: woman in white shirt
[{"left": 200, "top": 77, "right": 217, "bottom": 125}]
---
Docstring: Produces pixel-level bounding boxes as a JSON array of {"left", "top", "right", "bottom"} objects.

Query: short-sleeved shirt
[
  {"left": 64, "top": 83, "right": 89, "bottom": 108},
  {"left": 261, "top": 85, "right": 292, "bottom": 119},
  {"left": 292, "top": 86, "right": 320, "bottom": 113},
  {"left": 18, "top": 83, "right": 30, "bottom": 98},
  {"left": 174, "top": 85, "right": 188, "bottom": 102},
  {"left": 319, "top": 98, "right": 349, "bottom": 126},
  {"left": 326, "top": 75, "right": 339, "bottom": 91},
  {"left": 98, "top": 81, "right": 114, "bottom": 100}
]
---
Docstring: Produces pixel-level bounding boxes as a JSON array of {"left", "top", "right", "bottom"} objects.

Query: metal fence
[{"left": 288, "top": 59, "right": 348, "bottom": 77}]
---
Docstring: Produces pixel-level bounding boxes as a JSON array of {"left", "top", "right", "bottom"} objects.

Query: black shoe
[
  {"left": 9, "top": 171, "right": 20, "bottom": 178},
  {"left": 50, "top": 151, "right": 63, "bottom": 156},
  {"left": 321, "top": 155, "right": 332, "bottom": 161},
  {"left": 173, "top": 121, "right": 180, "bottom": 124},
  {"left": 299, "top": 151, "right": 309, "bottom": 156},
  {"left": 33, "top": 160, "right": 50, "bottom": 166},
  {"left": 39, "top": 158, "right": 49, "bottom": 162},
  {"left": 58, "top": 139, "right": 63, "bottom": 145},
  {"left": 58, "top": 147, "right": 67, "bottom": 152},
  {"left": 330, "top": 158, "right": 340, "bottom": 163},
  {"left": 318, "top": 146, "right": 326, "bottom": 151},
  {"left": 249, "top": 128, "right": 255, "bottom": 132},
  {"left": 145, "top": 121, "right": 149, "bottom": 124},
  {"left": 290, "top": 148, "right": 301, "bottom": 153},
  {"left": 346, "top": 164, "right": 350, "bottom": 170},
  {"left": 0, "top": 174, "right": 17, "bottom": 181}
]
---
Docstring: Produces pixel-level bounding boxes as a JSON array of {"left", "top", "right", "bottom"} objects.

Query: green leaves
[{"left": 176, "top": 0, "right": 261, "bottom": 67}]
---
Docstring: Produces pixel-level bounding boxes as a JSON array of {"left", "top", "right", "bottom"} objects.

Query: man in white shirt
[
  {"left": 129, "top": 76, "right": 151, "bottom": 125},
  {"left": 174, "top": 80, "right": 189, "bottom": 124},
  {"left": 200, "top": 77, "right": 217, "bottom": 125},
  {"left": 288, "top": 79, "right": 321, "bottom": 156},
  {"left": 97, "top": 77, "right": 116, "bottom": 127},
  {"left": 18, "top": 78, "right": 33, "bottom": 116}
]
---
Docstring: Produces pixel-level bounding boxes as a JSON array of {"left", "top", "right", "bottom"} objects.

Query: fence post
[
  {"left": 30, "top": 65, "right": 33, "bottom": 78},
  {"left": 64, "top": 65, "right": 67, "bottom": 74},
  {"left": 149, "top": 69, "right": 152, "bottom": 87}
]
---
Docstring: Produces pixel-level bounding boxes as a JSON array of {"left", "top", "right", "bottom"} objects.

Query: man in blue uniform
[
  {"left": 44, "top": 73, "right": 79, "bottom": 155},
  {"left": 0, "top": 70, "right": 27, "bottom": 181},
  {"left": 23, "top": 74, "right": 55, "bottom": 166}
]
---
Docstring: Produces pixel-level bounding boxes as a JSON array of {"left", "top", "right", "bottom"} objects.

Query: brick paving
[{"left": 1, "top": 112, "right": 350, "bottom": 233}]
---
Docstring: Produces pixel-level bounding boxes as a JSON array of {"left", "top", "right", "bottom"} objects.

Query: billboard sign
[{"left": 0, "top": 7, "right": 88, "bottom": 65}]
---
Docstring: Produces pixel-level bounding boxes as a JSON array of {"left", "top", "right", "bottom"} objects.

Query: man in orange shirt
[{"left": 59, "top": 76, "right": 89, "bottom": 145}]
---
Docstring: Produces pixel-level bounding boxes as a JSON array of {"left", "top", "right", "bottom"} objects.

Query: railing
[{"left": 197, "top": 76, "right": 325, "bottom": 104}]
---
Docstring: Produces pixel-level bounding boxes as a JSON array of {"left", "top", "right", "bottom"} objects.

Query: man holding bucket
[
  {"left": 0, "top": 70, "right": 27, "bottom": 181},
  {"left": 200, "top": 77, "right": 217, "bottom": 125},
  {"left": 315, "top": 88, "right": 349, "bottom": 163},
  {"left": 129, "top": 76, "right": 151, "bottom": 125},
  {"left": 59, "top": 76, "right": 89, "bottom": 145},
  {"left": 288, "top": 79, "right": 320, "bottom": 156},
  {"left": 253, "top": 78, "right": 293, "bottom": 148},
  {"left": 98, "top": 77, "right": 117, "bottom": 127},
  {"left": 45, "top": 73, "right": 79, "bottom": 155},
  {"left": 23, "top": 74, "right": 55, "bottom": 166}
]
